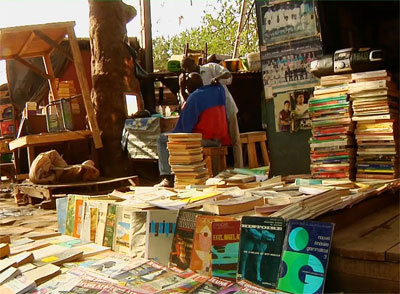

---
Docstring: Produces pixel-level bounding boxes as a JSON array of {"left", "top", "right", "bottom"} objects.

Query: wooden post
[
  {"left": 232, "top": 0, "right": 247, "bottom": 59},
  {"left": 42, "top": 54, "right": 59, "bottom": 102},
  {"left": 67, "top": 27, "right": 103, "bottom": 149},
  {"left": 140, "top": 0, "right": 153, "bottom": 72}
]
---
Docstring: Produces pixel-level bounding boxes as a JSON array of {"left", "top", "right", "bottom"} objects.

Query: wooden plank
[
  {"left": 260, "top": 141, "right": 270, "bottom": 166},
  {"left": 13, "top": 55, "right": 50, "bottom": 79},
  {"left": 386, "top": 243, "right": 400, "bottom": 262},
  {"left": 9, "top": 130, "right": 92, "bottom": 150},
  {"left": 13, "top": 175, "right": 138, "bottom": 189},
  {"left": 18, "top": 32, "right": 36, "bottom": 56},
  {"left": 0, "top": 21, "right": 75, "bottom": 35},
  {"left": 33, "top": 30, "right": 73, "bottom": 62},
  {"left": 67, "top": 27, "right": 103, "bottom": 149},
  {"left": 27, "top": 146, "right": 36, "bottom": 168},
  {"left": 247, "top": 142, "right": 258, "bottom": 168},
  {"left": 332, "top": 203, "right": 400, "bottom": 261},
  {"left": 329, "top": 254, "right": 400, "bottom": 282},
  {"left": 42, "top": 54, "right": 59, "bottom": 102}
]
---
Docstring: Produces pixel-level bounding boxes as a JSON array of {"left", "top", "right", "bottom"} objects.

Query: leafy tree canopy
[{"left": 152, "top": 0, "right": 259, "bottom": 71}]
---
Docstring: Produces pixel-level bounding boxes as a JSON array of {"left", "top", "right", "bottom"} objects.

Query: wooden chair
[
  {"left": 203, "top": 146, "right": 227, "bottom": 177},
  {"left": 184, "top": 43, "right": 208, "bottom": 65},
  {"left": 240, "top": 131, "right": 270, "bottom": 168}
]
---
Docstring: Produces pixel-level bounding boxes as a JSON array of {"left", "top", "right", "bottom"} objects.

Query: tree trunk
[{"left": 89, "top": 0, "right": 139, "bottom": 177}]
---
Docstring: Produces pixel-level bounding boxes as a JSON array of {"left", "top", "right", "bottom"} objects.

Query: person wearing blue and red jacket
[{"left": 155, "top": 72, "right": 230, "bottom": 187}]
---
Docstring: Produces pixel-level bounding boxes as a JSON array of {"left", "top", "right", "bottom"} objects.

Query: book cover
[
  {"left": 190, "top": 215, "right": 233, "bottom": 275},
  {"left": 55, "top": 197, "right": 67, "bottom": 235},
  {"left": 277, "top": 219, "right": 334, "bottom": 294},
  {"left": 237, "top": 216, "right": 285, "bottom": 289},
  {"left": 202, "top": 196, "right": 264, "bottom": 215},
  {"left": 0, "top": 267, "right": 20, "bottom": 284},
  {"left": 211, "top": 220, "right": 241, "bottom": 281},
  {"left": 73, "top": 197, "right": 85, "bottom": 238},
  {"left": 114, "top": 207, "right": 147, "bottom": 257},
  {"left": 103, "top": 203, "right": 117, "bottom": 248},
  {"left": 145, "top": 209, "right": 178, "bottom": 266},
  {"left": 95, "top": 202, "right": 109, "bottom": 245},
  {"left": 24, "top": 263, "right": 61, "bottom": 285},
  {"left": 65, "top": 195, "right": 76, "bottom": 236},
  {"left": 157, "top": 272, "right": 209, "bottom": 293},
  {"left": 34, "top": 249, "right": 83, "bottom": 266},
  {"left": 169, "top": 209, "right": 213, "bottom": 270},
  {"left": 0, "top": 274, "right": 36, "bottom": 294}
]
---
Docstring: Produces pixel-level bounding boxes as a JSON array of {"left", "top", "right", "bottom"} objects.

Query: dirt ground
[{"left": 0, "top": 185, "right": 58, "bottom": 242}]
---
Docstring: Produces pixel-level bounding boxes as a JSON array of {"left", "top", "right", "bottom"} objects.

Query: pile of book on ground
[
  {"left": 0, "top": 212, "right": 335, "bottom": 294},
  {"left": 309, "top": 74, "right": 355, "bottom": 180},
  {"left": 167, "top": 133, "right": 209, "bottom": 189},
  {"left": 349, "top": 70, "right": 399, "bottom": 181}
]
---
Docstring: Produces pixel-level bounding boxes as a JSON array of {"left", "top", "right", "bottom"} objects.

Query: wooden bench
[
  {"left": 240, "top": 131, "right": 270, "bottom": 168},
  {"left": 203, "top": 146, "right": 228, "bottom": 177}
]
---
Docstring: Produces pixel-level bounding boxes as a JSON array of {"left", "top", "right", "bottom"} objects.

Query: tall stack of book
[
  {"left": 309, "top": 74, "right": 355, "bottom": 180},
  {"left": 167, "top": 133, "right": 209, "bottom": 189},
  {"left": 349, "top": 70, "right": 399, "bottom": 181}
]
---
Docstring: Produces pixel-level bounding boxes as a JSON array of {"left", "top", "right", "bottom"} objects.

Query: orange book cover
[
  {"left": 189, "top": 215, "right": 234, "bottom": 275},
  {"left": 73, "top": 199, "right": 84, "bottom": 238}
]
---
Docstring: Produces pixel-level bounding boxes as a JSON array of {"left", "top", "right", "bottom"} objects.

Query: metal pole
[{"left": 232, "top": 0, "right": 247, "bottom": 59}]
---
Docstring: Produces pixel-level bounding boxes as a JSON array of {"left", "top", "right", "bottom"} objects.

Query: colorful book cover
[
  {"left": 114, "top": 207, "right": 147, "bottom": 257},
  {"left": 103, "top": 203, "right": 117, "bottom": 248},
  {"left": 65, "top": 195, "right": 76, "bottom": 236},
  {"left": 145, "top": 209, "right": 178, "bottom": 266},
  {"left": 73, "top": 197, "right": 87, "bottom": 238},
  {"left": 277, "top": 219, "right": 334, "bottom": 294},
  {"left": 55, "top": 197, "right": 67, "bottom": 235},
  {"left": 169, "top": 209, "right": 213, "bottom": 270},
  {"left": 237, "top": 216, "right": 286, "bottom": 289},
  {"left": 157, "top": 272, "right": 209, "bottom": 293},
  {"left": 211, "top": 220, "right": 241, "bottom": 281},
  {"left": 190, "top": 215, "right": 233, "bottom": 275}
]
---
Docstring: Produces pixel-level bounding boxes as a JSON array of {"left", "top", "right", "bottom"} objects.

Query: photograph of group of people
[
  {"left": 274, "top": 88, "right": 313, "bottom": 133},
  {"left": 259, "top": 0, "right": 317, "bottom": 46},
  {"left": 262, "top": 51, "right": 318, "bottom": 88}
]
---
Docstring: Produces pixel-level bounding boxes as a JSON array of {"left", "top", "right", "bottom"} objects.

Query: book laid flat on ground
[
  {"left": 211, "top": 220, "right": 241, "bottom": 281},
  {"left": 0, "top": 243, "right": 10, "bottom": 258},
  {"left": 33, "top": 249, "right": 83, "bottom": 266},
  {"left": 194, "top": 276, "right": 234, "bottom": 293},
  {"left": 202, "top": 196, "right": 264, "bottom": 215},
  {"left": 169, "top": 209, "right": 213, "bottom": 270},
  {"left": 145, "top": 210, "right": 178, "bottom": 266},
  {"left": 237, "top": 216, "right": 286, "bottom": 289},
  {"left": 24, "top": 263, "right": 61, "bottom": 285},
  {"left": 0, "top": 267, "right": 21, "bottom": 284},
  {"left": 0, "top": 274, "right": 36, "bottom": 294},
  {"left": 277, "top": 219, "right": 334, "bottom": 294}
]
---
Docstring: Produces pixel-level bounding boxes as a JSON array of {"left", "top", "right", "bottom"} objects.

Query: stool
[
  {"left": 240, "top": 131, "right": 270, "bottom": 168},
  {"left": 202, "top": 147, "right": 228, "bottom": 177}
]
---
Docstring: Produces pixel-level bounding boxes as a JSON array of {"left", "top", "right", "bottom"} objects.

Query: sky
[{"left": 0, "top": 0, "right": 218, "bottom": 85}]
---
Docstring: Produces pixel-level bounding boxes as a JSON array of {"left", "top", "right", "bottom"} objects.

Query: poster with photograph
[
  {"left": 273, "top": 88, "right": 313, "bottom": 133},
  {"left": 261, "top": 36, "right": 322, "bottom": 97},
  {"left": 256, "top": 0, "right": 319, "bottom": 47}
]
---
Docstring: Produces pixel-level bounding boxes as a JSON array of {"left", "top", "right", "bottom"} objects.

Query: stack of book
[
  {"left": 166, "top": 133, "right": 209, "bottom": 189},
  {"left": 349, "top": 70, "right": 399, "bottom": 181},
  {"left": 309, "top": 77, "right": 355, "bottom": 180}
]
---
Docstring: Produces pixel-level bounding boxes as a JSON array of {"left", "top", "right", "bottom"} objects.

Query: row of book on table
[
  {"left": 310, "top": 69, "right": 399, "bottom": 181},
  {"left": 29, "top": 194, "right": 338, "bottom": 294}
]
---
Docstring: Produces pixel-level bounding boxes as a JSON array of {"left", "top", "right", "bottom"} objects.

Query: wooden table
[{"left": 9, "top": 130, "right": 93, "bottom": 172}]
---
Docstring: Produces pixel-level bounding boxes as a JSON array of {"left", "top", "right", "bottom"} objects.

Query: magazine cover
[
  {"left": 237, "top": 216, "right": 285, "bottom": 289},
  {"left": 190, "top": 215, "right": 233, "bottom": 274},
  {"left": 211, "top": 220, "right": 241, "bottom": 281},
  {"left": 277, "top": 219, "right": 334, "bottom": 294},
  {"left": 169, "top": 209, "right": 213, "bottom": 270}
]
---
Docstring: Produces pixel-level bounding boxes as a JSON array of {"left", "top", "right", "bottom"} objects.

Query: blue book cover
[
  {"left": 56, "top": 197, "right": 68, "bottom": 235},
  {"left": 237, "top": 216, "right": 285, "bottom": 289},
  {"left": 277, "top": 219, "right": 334, "bottom": 294}
]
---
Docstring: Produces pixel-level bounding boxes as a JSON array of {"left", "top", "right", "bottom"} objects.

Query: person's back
[{"left": 173, "top": 83, "right": 231, "bottom": 146}]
